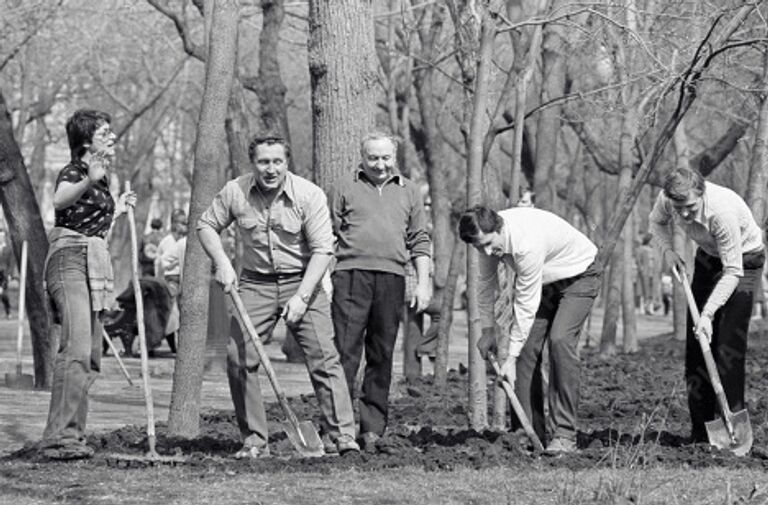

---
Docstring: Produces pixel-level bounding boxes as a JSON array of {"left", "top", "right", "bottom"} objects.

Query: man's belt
[{"left": 240, "top": 268, "right": 302, "bottom": 282}]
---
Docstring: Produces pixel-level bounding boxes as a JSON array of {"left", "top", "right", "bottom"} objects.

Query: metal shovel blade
[
  {"left": 281, "top": 420, "right": 325, "bottom": 458},
  {"left": 705, "top": 409, "right": 752, "bottom": 456}
]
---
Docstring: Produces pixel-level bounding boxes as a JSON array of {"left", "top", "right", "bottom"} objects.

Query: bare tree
[
  {"left": 168, "top": 0, "right": 239, "bottom": 437},
  {"left": 308, "top": 0, "right": 377, "bottom": 191},
  {"left": 0, "top": 90, "right": 51, "bottom": 388}
]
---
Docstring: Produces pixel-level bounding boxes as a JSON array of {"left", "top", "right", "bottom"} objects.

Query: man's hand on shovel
[{"left": 671, "top": 263, "right": 713, "bottom": 345}]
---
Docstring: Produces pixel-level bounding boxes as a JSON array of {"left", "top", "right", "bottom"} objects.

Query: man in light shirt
[
  {"left": 459, "top": 205, "right": 600, "bottom": 453},
  {"left": 649, "top": 167, "right": 764, "bottom": 443}
]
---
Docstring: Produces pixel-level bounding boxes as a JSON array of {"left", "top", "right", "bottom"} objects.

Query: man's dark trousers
[
  {"left": 686, "top": 248, "right": 764, "bottom": 441},
  {"left": 332, "top": 269, "right": 404, "bottom": 436},
  {"left": 513, "top": 265, "right": 600, "bottom": 443}
]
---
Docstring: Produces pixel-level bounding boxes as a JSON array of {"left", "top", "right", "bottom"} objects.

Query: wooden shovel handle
[
  {"left": 488, "top": 353, "right": 544, "bottom": 451},
  {"left": 228, "top": 290, "right": 302, "bottom": 430},
  {"left": 125, "top": 181, "right": 157, "bottom": 452},
  {"left": 15, "top": 240, "right": 28, "bottom": 371},
  {"left": 674, "top": 266, "right": 736, "bottom": 434}
]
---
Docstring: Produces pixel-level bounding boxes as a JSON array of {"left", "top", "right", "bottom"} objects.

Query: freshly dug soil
[{"left": 10, "top": 333, "right": 768, "bottom": 472}]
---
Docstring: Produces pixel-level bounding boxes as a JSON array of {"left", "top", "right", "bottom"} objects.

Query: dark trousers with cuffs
[
  {"left": 513, "top": 264, "right": 600, "bottom": 443},
  {"left": 332, "top": 269, "right": 404, "bottom": 436},
  {"left": 686, "top": 248, "right": 764, "bottom": 441}
]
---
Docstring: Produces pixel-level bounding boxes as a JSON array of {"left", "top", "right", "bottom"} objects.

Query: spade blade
[{"left": 705, "top": 409, "right": 752, "bottom": 457}]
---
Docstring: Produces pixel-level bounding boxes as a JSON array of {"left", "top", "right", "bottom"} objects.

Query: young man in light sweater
[{"left": 459, "top": 205, "right": 601, "bottom": 453}]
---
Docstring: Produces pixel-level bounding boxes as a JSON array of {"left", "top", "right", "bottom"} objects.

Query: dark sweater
[{"left": 330, "top": 169, "right": 431, "bottom": 276}]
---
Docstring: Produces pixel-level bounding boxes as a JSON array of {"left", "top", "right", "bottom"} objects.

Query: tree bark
[
  {"left": 745, "top": 49, "right": 768, "bottom": 224},
  {"left": 532, "top": 14, "right": 565, "bottom": 212},
  {"left": 457, "top": 4, "right": 494, "bottom": 430},
  {"left": 167, "top": 0, "right": 239, "bottom": 437},
  {"left": 434, "top": 236, "right": 465, "bottom": 386},
  {"left": 308, "top": 0, "right": 377, "bottom": 193},
  {"left": 0, "top": 89, "right": 52, "bottom": 388}
]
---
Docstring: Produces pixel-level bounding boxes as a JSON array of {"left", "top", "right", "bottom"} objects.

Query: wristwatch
[{"left": 298, "top": 292, "right": 312, "bottom": 304}]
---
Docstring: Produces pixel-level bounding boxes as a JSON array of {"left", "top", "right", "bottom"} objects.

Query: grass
[{"left": 2, "top": 461, "right": 768, "bottom": 505}]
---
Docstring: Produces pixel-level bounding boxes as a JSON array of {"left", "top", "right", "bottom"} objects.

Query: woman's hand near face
[{"left": 87, "top": 151, "right": 109, "bottom": 182}]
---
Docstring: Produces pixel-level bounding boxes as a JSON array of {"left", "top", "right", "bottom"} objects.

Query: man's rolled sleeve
[
  {"left": 508, "top": 249, "right": 544, "bottom": 358},
  {"left": 303, "top": 188, "right": 335, "bottom": 256},
  {"left": 477, "top": 253, "right": 499, "bottom": 329},
  {"left": 197, "top": 184, "right": 234, "bottom": 233},
  {"left": 648, "top": 193, "right": 674, "bottom": 254}
]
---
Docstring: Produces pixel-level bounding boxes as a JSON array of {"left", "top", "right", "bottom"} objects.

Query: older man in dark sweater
[{"left": 330, "top": 132, "right": 431, "bottom": 450}]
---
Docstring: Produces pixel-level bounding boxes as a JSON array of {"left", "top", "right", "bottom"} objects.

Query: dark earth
[{"left": 7, "top": 332, "right": 768, "bottom": 473}]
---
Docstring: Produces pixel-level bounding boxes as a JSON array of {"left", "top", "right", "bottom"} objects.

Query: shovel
[
  {"left": 5, "top": 240, "right": 34, "bottom": 389},
  {"left": 229, "top": 290, "right": 324, "bottom": 458},
  {"left": 488, "top": 352, "right": 544, "bottom": 451},
  {"left": 673, "top": 265, "right": 752, "bottom": 456}
]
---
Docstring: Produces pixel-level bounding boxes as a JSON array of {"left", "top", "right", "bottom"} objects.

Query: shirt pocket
[
  {"left": 275, "top": 218, "right": 303, "bottom": 247},
  {"left": 239, "top": 216, "right": 267, "bottom": 244}
]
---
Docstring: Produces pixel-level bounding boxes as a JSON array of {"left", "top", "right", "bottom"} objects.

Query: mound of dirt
[{"left": 11, "top": 333, "right": 768, "bottom": 472}]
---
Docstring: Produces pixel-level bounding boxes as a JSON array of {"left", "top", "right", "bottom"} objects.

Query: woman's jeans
[{"left": 41, "top": 246, "right": 102, "bottom": 446}]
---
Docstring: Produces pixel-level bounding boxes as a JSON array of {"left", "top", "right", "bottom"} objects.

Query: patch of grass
[{"left": 2, "top": 462, "right": 768, "bottom": 505}]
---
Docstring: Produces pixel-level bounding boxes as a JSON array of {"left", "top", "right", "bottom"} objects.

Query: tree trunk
[
  {"left": 308, "top": 0, "right": 377, "bottom": 193},
  {"left": 434, "top": 237, "right": 465, "bottom": 386},
  {"left": 167, "top": 0, "right": 239, "bottom": 437},
  {"left": 532, "top": 22, "right": 565, "bottom": 212},
  {"left": 463, "top": 9, "right": 494, "bottom": 430},
  {"left": 671, "top": 118, "right": 690, "bottom": 341},
  {"left": 746, "top": 49, "right": 768, "bottom": 224},
  {"left": 0, "top": 89, "right": 52, "bottom": 388}
]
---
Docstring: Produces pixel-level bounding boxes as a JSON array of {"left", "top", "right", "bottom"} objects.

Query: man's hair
[
  {"left": 248, "top": 135, "right": 291, "bottom": 162},
  {"left": 66, "top": 109, "right": 111, "bottom": 160},
  {"left": 359, "top": 131, "right": 397, "bottom": 157},
  {"left": 663, "top": 167, "right": 705, "bottom": 202},
  {"left": 458, "top": 206, "right": 504, "bottom": 244},
  {"left": 150, "top": 218, "right": 163, "bottom": 230}
]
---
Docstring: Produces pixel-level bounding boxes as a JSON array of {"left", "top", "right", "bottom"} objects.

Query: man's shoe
[
  {"left": 335, "top": 434, "right": 360, "bottom": 455},
  {"left": 359, "top": 432, "right": 380, "bottom": 454},
  {"left": 545, "top": 438, "right": 576, "bottom": 454},
  {"left": 322, "top": 434, "right": 339, "bottom": 455},
  {"left": 234, "top": 444, "right": 270, "bottom": 459}
]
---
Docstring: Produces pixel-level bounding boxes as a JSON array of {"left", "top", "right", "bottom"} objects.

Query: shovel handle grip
[
  {"left": 228, "top": 290, "right": 302, "bottom": 429},
  {"left": 674, "top": 266, "right": 737, "bottom": 438},
  {"left": 488, "top": 353, "right": 544, "bottom": 451}
]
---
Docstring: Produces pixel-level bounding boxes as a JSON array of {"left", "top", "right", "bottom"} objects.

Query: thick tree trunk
[
  {"left": 0, "top": 90, "right": 52, "bottom": 388},
  {"left": 168, "top": 0, "right": 239, "bottom": 437},
  {"left": 308, "top": 0, "right": 377, "bottom": 192}
]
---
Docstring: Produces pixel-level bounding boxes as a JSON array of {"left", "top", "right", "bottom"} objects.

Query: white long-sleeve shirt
[
  {"left": 649, "top": 181, "right": 762, "bottom": 316},
  {"left": 478, "top": 208, "right": 597, "bottom": 358}
]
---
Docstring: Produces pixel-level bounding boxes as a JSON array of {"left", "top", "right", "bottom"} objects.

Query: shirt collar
[
  {"left": 355, "top": 166, "right": 404, "bottom": 187},
  {"left": 249, "top": 171, "right": 296, "bottom": 203}
]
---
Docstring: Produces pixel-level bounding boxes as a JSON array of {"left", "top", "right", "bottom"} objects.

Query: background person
[
  {"left": 198, "top": 135, "right": 359, "bottom": 458},
  {"left": 329, "top": 132, "right": 431, "bottom": 450},
  {"left": 37, "top": 109, "right": 135, "bottom": 460}
]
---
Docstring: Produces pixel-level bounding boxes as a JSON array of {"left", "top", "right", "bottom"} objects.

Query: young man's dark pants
[
  {"left": 513, "top": 265, "right": 601, "bottom": 444},
  {"left": 332, "top": 269, "right": 404, "bottom": 436},
  {"left": 686, "top": 248, "right": 764, "bottom": 441}
]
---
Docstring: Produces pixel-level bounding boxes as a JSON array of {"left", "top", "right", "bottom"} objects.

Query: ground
[{"left": 2, "top": 305, "right": 767, "bottom": 504}]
